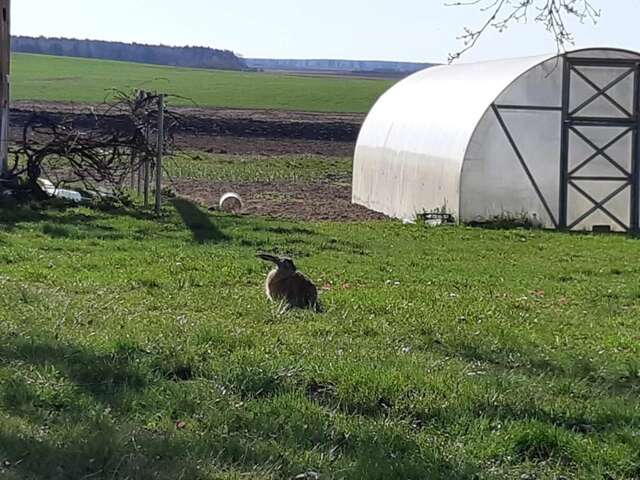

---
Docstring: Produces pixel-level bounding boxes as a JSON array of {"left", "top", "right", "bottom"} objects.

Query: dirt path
[{"left": 171, "top": 177, "right": 387, "bottom": 222}]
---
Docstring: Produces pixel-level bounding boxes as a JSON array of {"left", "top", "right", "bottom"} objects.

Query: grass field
[
  {"left": 11, "top": 53, "right": 394, "bottom": 113},
  {"left": 166, "top": 153, "right": 352, "bottom": 183},
  {"left": 1, "top": 194, "right": 640, "bottom": 478}
]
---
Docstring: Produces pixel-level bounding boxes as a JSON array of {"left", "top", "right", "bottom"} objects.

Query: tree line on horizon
[{"left": 11, "top": 36, "right": 248, "bottom": 71}]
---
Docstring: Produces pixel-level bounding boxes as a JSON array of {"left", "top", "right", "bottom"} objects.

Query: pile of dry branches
[{"left": 4, "top": 90, "right": 181, "bottom": 200}]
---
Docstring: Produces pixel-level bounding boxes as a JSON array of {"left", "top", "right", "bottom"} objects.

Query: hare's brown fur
[{"left": 257, "top": 253, "right": 320, "bottom": 312}]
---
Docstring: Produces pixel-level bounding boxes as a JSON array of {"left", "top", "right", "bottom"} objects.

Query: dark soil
[
  {"left": 174, "top": 134, "right": 356, "bottom": 157},
  {"left": 9, "top": 100, "right": 365, "bottom": 140},
  {"left": 171, "top": 178, "right": 387, "bottom": 222},
  {"left": 9, "top": 101, "right": 362, "bottom": 157}
]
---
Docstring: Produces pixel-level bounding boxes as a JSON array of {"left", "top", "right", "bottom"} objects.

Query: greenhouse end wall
[
  {"left": 352, "top": 53, "right": 552, "bottom": 222},
  {"left": 459, "top": 55, "right": 564, "bottom": 229}
]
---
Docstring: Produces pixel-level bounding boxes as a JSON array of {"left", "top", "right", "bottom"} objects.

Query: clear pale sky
[{"left": 11, "top": 1, "right": 640, "bottom": 63}]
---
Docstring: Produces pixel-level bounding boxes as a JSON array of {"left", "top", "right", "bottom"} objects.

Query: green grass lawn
[
  {"left": 1, "top": 198, "right": 639, "bottom": 479},
  {"left": 11, "top": 53, "right": 394, "bottom": 113}
]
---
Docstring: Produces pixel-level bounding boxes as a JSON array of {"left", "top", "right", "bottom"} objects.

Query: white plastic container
[{"left": 219, "top": 192, "right": 243, "bottom": 213}]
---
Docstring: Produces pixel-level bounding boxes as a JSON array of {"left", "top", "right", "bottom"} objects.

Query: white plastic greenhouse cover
[{"left": 353, "top": 48, "right": 640, "bottom": 232}]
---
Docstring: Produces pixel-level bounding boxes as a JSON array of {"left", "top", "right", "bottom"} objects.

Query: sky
[{"left": 10, "top": 1, "right": 640, "bottom": 63}]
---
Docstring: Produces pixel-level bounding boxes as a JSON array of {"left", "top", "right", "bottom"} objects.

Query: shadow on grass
[
  {"left": 443, "top": 339, "right": 640, "bottom": 395},
  {"left": 0, "top": 201, "right": 71, "bottom": 232},
  {"left": 0, "top": 336, "right": 475, "bottom": 480},
  {"left": 0, "top": 197, "right": 231, "bottom": 245},
  {"left": 0, "top": 337, "right": 199, "bottom": 479},
  {"left": 0, "top": 197, "right": 370, "bottom": 255},
  {"left": 0, "top": 415, "right": 474, "bottom": 480},
  {"left": 0, "top": 198, "right": 158, "bottom": 240},
  {"left": 472, "top": 399, "right": 640, "bottom": 436},
  {"left": 0, "top": 429, "right": 203, "bottom": 480},
  {"left": 0, "top": 338, "right": 146, "bottom": 409},
  {"left": 171, "top": 198, "right": 229, "bottom": 244}
]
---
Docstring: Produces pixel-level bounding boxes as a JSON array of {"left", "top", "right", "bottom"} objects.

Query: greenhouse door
[{"left": 560, "top": 57, "right": 640, "bottom": 233}]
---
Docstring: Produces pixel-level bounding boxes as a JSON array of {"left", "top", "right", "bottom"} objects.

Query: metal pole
[
  {"left": 155, "top": 94, "right": 164, "bottom": 214},
  {"left": 632, "top": 62, "right": 640, "bottom": 234},
  {"left": 558, "top": 55, "right": 571, "bottom": 230},
  {"left": 0, "top": 0, "right": 10, "bottom": 176}
]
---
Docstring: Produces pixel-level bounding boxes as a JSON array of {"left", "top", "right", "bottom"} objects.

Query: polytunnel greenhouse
[{"left": 353, "top": 48, "right": 640, "bottom": 233}]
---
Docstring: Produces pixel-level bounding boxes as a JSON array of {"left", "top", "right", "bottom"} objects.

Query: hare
[{"left": 257, "top": 253, "right": 321, "bottom": 312}]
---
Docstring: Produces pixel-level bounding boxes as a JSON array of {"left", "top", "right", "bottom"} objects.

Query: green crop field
[
  {"left": 165, "top": 153, "right": 352, "bottom": 183},
  {"left": 11, "top": 53, "right": 394, "bottom": 113}
]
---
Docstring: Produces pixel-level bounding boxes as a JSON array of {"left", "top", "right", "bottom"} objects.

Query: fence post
[
  {"left": 143, "top": 156, "right": 150, "bottom": 207},
  {"left": 139, "top": 122, "right": 149, "bottom": 195},
  {"left": 0, "top": 0, "right": 10, "bottom": 176},
  {"left": 130, "top": 151, "right": 136, "bottom": 190},
  {"left": 155, "top": 94, "right": 164, "bottom": 214}
]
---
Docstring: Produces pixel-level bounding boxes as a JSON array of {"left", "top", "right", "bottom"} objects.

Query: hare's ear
[{"left": 257, "top": 253, "right": 280, "bottom": 263}]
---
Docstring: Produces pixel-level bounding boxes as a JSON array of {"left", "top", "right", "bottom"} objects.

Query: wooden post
[
  {"left": 143, "top": 157, "right": 150, "bottom": 207},
  {"left": 139, "top": 121, "right": 150, "bottom": 196},
  {"left": 155, "top": 94, "right": 164, "bottom": 214},
  {"left": 129, "top": 151, "right": 136, "bottom": 190},
  {"left": 0, "top": 0, "right": 10, "bottom": 176}
]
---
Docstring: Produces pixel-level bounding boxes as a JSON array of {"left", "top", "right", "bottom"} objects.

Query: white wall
[
  {"left": 353, "top": 54, "right": 551, "bottom": 221},
  {"left": 460, "top": 56, "right": 563, "bottom": 227},
  {"left": 354, "top": 49, "right": 640, "bottom": 231}
]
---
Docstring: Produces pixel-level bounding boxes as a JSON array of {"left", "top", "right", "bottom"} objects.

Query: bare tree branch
[
  {"left": 447, "top": 0, "right": 601, "bottom": 62},
  {"left": 5, "top": 90, "right": 186, "bottom": 202}
]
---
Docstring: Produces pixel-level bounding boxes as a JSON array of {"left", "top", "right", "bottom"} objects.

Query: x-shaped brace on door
[
  {"left": 568, "top": 180, "right": 631, "bottom": 231},
  {"left": 569, "top": 66, "right": 636, "bottom": 118},
  {"left": 568, "top": 126, "right": 633, "bottom": 178}
]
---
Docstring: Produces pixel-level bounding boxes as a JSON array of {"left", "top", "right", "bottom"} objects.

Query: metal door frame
[{"left": 559, "top": 56, "right": 640, "bottom": 233}]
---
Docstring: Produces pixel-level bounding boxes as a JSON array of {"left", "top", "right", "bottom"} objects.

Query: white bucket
[{"left": 219, "top": 192, "right": 243, "bottom": 213}]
